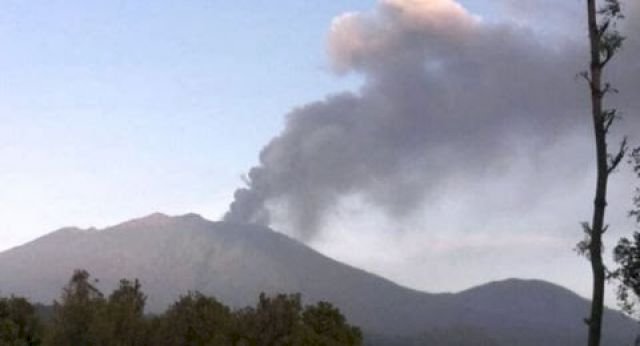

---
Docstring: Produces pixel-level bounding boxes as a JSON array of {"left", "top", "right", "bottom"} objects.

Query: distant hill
[{"left": 0, "top": 213, "right": 637, "bottom": 345}]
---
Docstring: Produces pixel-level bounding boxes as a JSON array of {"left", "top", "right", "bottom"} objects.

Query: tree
[
  {"left": 632, "top": 148, "right": 640, "bottom": 223},
  {"left": 151, "top": 292, "right": 233, "bottom": 346},
  {"left": 233, "top": 293, "right": 304, "bottom": 346},
  {"left": 232, "top": 294, "right": 362, "bottom": 346},
  {"left": 611, "top": 149, "right": 640, "bottom": 316},
  {"left": 36, "top": 271, "right": 363, "bottom": 345},
  {"left": 89, "top": 279, "right": 148, "bottom": 346},
  {"left": 0, "top": 296, "right": 43, "bottom": 345},
  {"left": 613, "top": 234, "right": 640, "bottom": 316},
  {"left": 301, "top": 301, "right": 362, "bottom": 346},
  {"left": 45, "top": 270, "right": 105, "bottom": 346},
  {"left": 576, "top": 0, "right": 627, "bottom": 345}
]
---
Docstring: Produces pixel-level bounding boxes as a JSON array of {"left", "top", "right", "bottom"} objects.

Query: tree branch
[
  {"left": 602, "top": 109, "right": 617, "bottom": 133},
  {"left": 607, "top": 137, "right": 628, "bottom": 175}
]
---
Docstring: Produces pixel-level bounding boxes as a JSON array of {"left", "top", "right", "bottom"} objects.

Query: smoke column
[{"left": 225, "top": 0, "right": 640, "bottom": 239}]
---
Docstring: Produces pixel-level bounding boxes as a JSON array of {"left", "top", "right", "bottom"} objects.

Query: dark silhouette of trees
[
  {"left": 90, "top": 279, "right": 148, "bottom": 346},
  {"left": 232, "top": 293, "right": 362, "bottom": 346},
  {"left": 236, "top": 293, "right": 304, "bottom": 345},
  {"left": 152, "top": 292, "right": 232, "bottom": 346},
  {"left": 0, "top": 296, "right": 43, "bottom": 345},
  {"left": 612, "top": 149, "right": 640, "bottom": 316},
  {"left": 632, "top": 148, "right": 640, "bottom": 223},
  {"left": 613, "top": 233, "right": 640, "bottom": 315},
  {"left": 5, "top": 270, "right": 362, "bottom": 346},
  {"left": 576, "top": 1, "right": 627, "bottom": 345},
  {"left": 45, "top": 270, "right": 105, "bottom": 346},
  {"left": 301, "top": 301, "right": 362, "bottom": 346}
]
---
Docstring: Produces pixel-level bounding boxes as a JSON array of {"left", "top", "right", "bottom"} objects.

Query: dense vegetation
[{"left": 0, "top": 270, "right": 362, "bottom": 346}]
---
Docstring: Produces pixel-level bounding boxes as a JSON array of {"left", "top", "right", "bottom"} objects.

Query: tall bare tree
[{"left": 578, "top": 1, "right": 627, "bottom": 345}]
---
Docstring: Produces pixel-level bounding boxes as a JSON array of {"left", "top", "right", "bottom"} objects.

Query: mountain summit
[{"left": 0, "top": 213, "right": 636, "bottom": 345}]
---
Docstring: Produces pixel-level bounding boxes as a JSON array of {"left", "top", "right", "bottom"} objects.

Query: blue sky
[
  {"left": 1, "top": 0, "right": 365, "bottom": 248},
  {"left": 7, "top": 0, "right": 626, "bottom": 304},
  {"left": 0, "top": 0, "right": 499, "bottom": 250}
]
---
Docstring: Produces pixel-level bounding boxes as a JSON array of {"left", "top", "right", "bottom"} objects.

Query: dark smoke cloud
[{"left": 225, "top": 0, "right": 640, "bottom": 239}]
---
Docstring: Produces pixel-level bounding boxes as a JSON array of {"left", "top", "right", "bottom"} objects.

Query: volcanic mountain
[{"left": 0, "top": 213, "right": 636, "bottom": 345}]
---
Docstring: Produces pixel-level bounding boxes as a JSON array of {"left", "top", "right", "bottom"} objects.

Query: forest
[{"left": 0, "top": 270, "right": 362, "bottom": 346}]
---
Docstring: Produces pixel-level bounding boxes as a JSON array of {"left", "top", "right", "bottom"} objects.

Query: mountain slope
[{"left": 0, "top": 213, "right": 637, "bottom": 345}]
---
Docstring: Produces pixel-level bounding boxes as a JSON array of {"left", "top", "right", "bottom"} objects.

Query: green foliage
[
  {"left": 247, "top": 293, "right": 303, "bottom": 345},
  {"left": 232, "top": 293, "right": 304, "bottom": 345},
  {"left": 631, "top": 147, "right": 640, "bottom": 223},
  {"left": 612, "top": 149, "right": 640, "bottom": 316},
  {"left": 233, "top": 294, "right": 362, "bottom": 346},
  {"left": 596, "top": 0, "right": 625, "bottom": 69},
  {"left": 45, "top": 270, "right": 105, "bottom": 346},
  {"left": 0, "top": 296, "right": 43, "bottom": 346},
  {"left": 152, "top": 292, "right": 232, "bottom": 346},
  {"left": 10, "top": 270, "right": 363, "bottom": 346},
  {"left": 301, "top": 301, "right": 362, "bottom": 346},
  {"left": 612, "top": 233, "right": 640, "bottom": 315},
  {"left": 89, "top": 279, "right": 149, "bottom": 346}
]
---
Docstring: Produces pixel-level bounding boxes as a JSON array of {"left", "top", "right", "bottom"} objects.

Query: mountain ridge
[{"left": 0, "top": 213, "right": 637, "bottom": 345}]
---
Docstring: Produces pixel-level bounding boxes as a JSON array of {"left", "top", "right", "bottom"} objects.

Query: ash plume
[{"left": 225, "top": 0, "right": 640, "bottom": 239}]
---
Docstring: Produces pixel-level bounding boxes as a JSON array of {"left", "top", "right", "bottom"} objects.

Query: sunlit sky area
[
  {"left": 0, "top": 0, "right": 503, "bottom": 251},
  {"left": 2, "top": 0, "right": 638, "bottom": 306}
]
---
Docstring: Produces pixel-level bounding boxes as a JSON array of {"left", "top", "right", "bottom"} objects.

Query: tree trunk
[{"left": 586, "top": 0, "right": 607, "bottom": 345}]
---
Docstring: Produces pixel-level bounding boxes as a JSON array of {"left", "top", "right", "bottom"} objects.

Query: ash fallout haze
[
  {"left": 2, "top": 0, "right": 640, "bottom": 309},
  {"left": 226, "top": 0, "right": 640, "bottom": 302}
]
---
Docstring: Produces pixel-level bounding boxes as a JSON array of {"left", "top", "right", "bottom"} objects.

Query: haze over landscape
[
  {"left": 2, "top": 0, "right": 640, "bottom": 344},
  {"left": 0, "top": 212, "right": 637, "bottom": 344}
]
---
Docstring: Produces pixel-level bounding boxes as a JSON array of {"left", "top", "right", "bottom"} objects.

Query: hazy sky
[{"left": 2, "top": 0, "right": 639, "bottom": 305}]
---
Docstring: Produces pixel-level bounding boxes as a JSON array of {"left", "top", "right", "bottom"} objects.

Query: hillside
[{"left": 0, "top": 213, "right": 637, "bottom": 345}]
